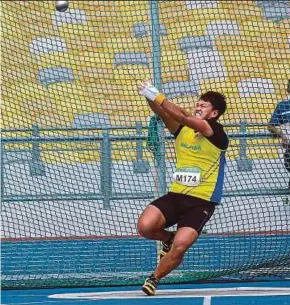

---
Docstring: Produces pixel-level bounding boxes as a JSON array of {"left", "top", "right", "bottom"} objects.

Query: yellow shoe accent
[
  {"left": 142, "top": 277, "right": 158, "bottom": 296},
  {"left": 159, "top": 231, "right": 176, "bottom": 260}
]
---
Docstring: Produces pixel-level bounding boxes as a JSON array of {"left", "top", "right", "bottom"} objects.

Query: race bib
[{"left": 173, "top": 167, "right": 201, "bottom": 187}]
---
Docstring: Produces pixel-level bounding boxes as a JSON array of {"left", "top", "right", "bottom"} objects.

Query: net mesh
[{"left": 1, "top": 0, "right": 290, "bottom": 289}]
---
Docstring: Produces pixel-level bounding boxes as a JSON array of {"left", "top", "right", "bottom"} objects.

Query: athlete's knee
[
  {"left": 137, "top": 219, "right": 147, "bottom": 237},
  {"left": 137, "top": 217, "right": 155, "bottom": 238},
  {"left": 137, "top": 206, "right": 165, "bottom": 238}
]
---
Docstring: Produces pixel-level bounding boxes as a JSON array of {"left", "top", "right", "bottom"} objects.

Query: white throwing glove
[{"left": 138, "top": 80, "right": 166, "bottom": 105}]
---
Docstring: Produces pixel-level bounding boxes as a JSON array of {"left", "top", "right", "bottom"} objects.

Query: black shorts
[{"left": 150, "top": 192, "right": 216, "bottom": 234}]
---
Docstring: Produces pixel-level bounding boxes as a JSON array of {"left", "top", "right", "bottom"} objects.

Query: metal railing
[{"left": 1, "top": 121, "right": 289, "bottom": 208}]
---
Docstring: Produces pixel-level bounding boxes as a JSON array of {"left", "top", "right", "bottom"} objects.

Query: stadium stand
[{"left": 1, "top": 0, "right": 289, "bottom": 147}]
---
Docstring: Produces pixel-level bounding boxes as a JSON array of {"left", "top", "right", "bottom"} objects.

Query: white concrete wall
[{"left": 2, "top": 158, "right": 289, "bottom": 238}]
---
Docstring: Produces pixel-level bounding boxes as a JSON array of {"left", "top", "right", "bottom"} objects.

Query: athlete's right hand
[
  {"left": 138, "top": 80, "right": 160, "bottom": 101},
  {"left": 137, "top": 80, "right": 166, "bottom": 105}
]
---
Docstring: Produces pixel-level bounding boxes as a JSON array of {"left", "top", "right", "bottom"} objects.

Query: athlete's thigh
[
  {"left": 138, "top": 204, "right": 166, "bottom": 230},
  {"left": 149, "top": 192, "right": 180, "bottom": 228}
]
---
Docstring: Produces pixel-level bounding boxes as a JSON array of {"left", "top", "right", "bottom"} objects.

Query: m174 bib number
[{"left": 173, "top": 168, "right": 201, "bottom": 187}]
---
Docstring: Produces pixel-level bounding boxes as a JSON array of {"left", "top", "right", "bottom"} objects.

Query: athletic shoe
[
  {"left": 142, "top": 274, "right": 159, "bottom": 296},
  {"left": 159, "top": 231, "right": 176, "bottom": 260}
]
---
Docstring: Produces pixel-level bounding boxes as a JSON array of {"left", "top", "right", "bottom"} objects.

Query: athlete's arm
[
  {"left": 160, "top": 99, "right": 214, "bottom": 137},
  {"left": 138, "top": 80, "right": 213, "bottom": 136},
  {"left": 146, "top": 99, "right": 180, "bottom": 134}
]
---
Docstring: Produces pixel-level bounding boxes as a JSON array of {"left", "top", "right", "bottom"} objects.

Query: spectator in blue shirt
[{"left": 268, "top": 80, "right": 290, "bottom": 188}]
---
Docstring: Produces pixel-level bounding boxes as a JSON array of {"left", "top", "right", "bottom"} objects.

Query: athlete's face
[{"left": 193, "top": 99, "right": 219, "bottom": 120}]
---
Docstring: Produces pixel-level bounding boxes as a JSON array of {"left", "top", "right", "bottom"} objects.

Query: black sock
[
  {"left": 149, "top": 274, "right": 159, "bottom": 284},
  {"left": 166, "top": 231, "right": 175, "bottom": 244}
]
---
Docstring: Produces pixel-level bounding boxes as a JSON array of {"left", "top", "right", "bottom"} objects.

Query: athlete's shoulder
[
  {"left": 173, "top": 125, "right": 185, "bottom": 138},
  {"left": 207, "top": 119, "right": 225, "bottom": 132},
  {"left": 206, "top": 119, "right": 229, "bottom": 150}
]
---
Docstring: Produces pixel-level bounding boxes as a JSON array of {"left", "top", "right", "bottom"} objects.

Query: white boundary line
[
  {"left": 203, "top": 296, "right": 212, "bottom": 305},
  {"left": 49, "top": 287, "right": 290, "bottom": 300}
]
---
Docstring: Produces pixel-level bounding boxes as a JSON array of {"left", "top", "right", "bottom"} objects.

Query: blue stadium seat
[
  {"left": 38, "top": 67, "right": 74, "bottom": 86},
  {"left": 255, "top": 1, "right": 289, "bottom": 8},
  {"left": 162, "top": 80, "right": 198, "bottom": 99},
  {"left": 237, "top": 78, "right": 276, "bottom": 98},
  {"left": 114, "top": 52, "right": 149, "bottom": 66},
  {"left": 262, "top": 3, "right": 290, "bottom": 21},
  {"left": 184, "top": 0, "right": 218, "bottom": 10},
  {"left": 52, "top": 8, "right": 87, "bottom": 27},
  {"left": 72, "top": 113, "right": 111, "bottom": 128},
  {"left": 133, "top": 22, "right": 167, "bottom": 38},
  {"left": 179, "top": 35, "right": 213, "bottom": 52},
  {"left": 29, "top": 37, "right": 67, "bottom": 55},
  {"left": 206, "top": 20, "right": 240, "bottom": 38}
]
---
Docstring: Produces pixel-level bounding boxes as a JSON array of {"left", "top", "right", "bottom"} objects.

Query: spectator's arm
[
  {"left": 268, "top": 123, "right": 289, "bottom": 148},
  {"left": 268, "top": 124, "right": 282, "bottom": 137},
  {"left": 268, "top": 103, "right": 282, "bottom": 137}
]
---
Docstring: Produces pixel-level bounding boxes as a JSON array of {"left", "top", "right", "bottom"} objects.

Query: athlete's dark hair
[{"left": 199, "top": 91, "right": 227, "bottom": 120}]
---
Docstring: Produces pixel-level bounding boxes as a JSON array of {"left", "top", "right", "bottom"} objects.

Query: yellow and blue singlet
[{"left": 170, "top": 121, "right": 229, "bottom": 204}]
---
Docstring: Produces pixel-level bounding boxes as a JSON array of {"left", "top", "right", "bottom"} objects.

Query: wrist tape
[{"left": 154, "top": 93, "right": 166, "bottom": 105}]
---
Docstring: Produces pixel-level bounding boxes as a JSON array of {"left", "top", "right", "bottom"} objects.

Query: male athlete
[{"left": 137, "top": 80, "right": 228, "bottom": 296}]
